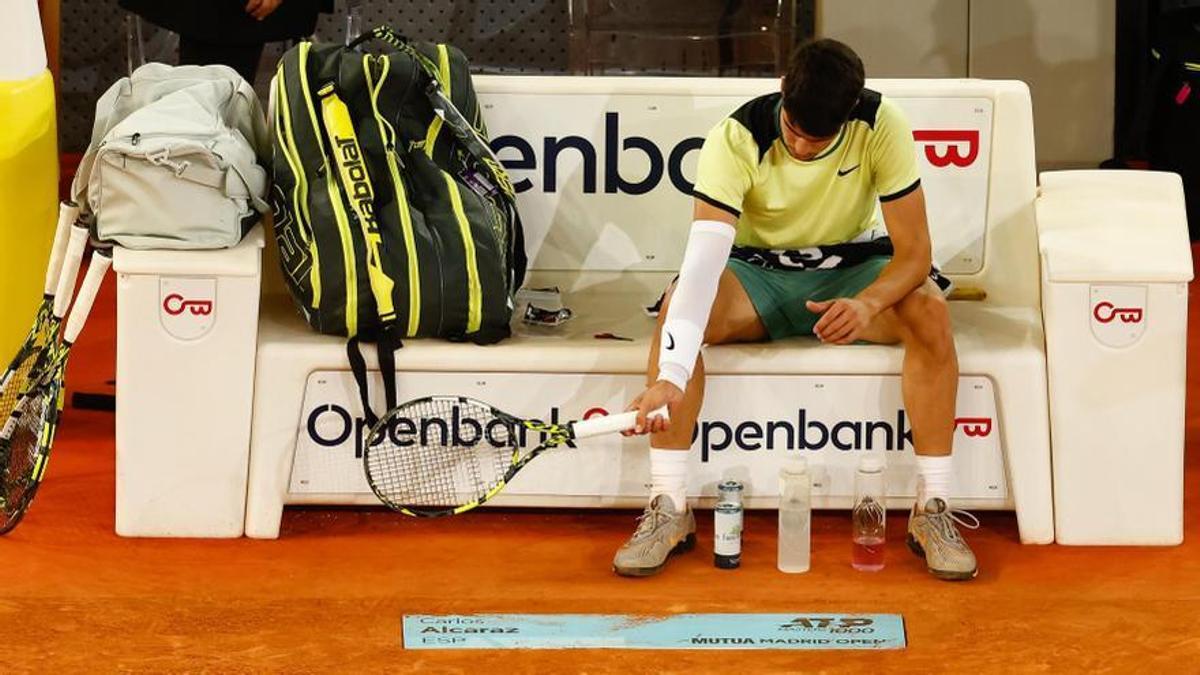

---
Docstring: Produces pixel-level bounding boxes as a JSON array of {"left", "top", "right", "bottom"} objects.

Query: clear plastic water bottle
[
  {"left": 777, "top": 459, "right": 811, "bottom": 573},
  {"left": 851, "top": 455, "right": 887, "bottom": 572}
]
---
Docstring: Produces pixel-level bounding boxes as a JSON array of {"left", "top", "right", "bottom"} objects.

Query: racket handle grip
[
  {"left": 63, "top": 251, "right": 112, "bottom": 345},
  {"left": 572, "top": 406, "right": 670, "bottom": 439},
  {"left": 52, "top": 225, "right": 91, "bottom": 318},
  {"left": 44, "top": 201, "right": 80, "bottom": 295}
]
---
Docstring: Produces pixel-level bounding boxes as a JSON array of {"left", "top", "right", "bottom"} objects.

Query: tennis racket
[
  {"left": 0, "top": 249, "right": 113, "bottom": 534},
  {"left": 0, "top": 202, "right": 83, "bottom": 434},
  {"left": 363, "top": 396, "right": 667, "bottom": 518}
]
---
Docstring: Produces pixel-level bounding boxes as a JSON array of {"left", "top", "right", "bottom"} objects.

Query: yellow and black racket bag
[{"left": 270, "top": 27, "right": 527, "bottom": 420}]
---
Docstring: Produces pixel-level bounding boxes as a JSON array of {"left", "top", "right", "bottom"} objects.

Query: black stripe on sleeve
[
  {"left": 692, "top": 190, "right": 742, "bottom": 218},
  {"left": 879, "top": 178, "right": 921, "bottom": 203}
]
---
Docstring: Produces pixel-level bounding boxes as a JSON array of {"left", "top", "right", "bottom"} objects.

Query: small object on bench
[
  {"left": 516, "top": 286, "right": 564, "bottom": 310},
  {"left": 594, "top": 332, "right": 634, "bottom": 341},
  {"left": 643, "top": 277, "right": 676, "bottom": 317},
  {"left": 947, "top": 287, "right": 987, "bottom": 301},
  {"left": 523, "top": 303, "right": 573, "bottom": 327}
]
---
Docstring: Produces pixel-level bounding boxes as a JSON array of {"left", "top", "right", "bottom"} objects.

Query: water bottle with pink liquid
[{"left": 851, "top": 455, "right": 886, "bottom": 571}]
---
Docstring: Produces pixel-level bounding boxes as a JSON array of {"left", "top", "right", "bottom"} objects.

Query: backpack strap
[
  {"left": 347, "top": 333, "right": 399, "bottom": 429},
  {"left": 318, "top": 78, "right": 402, "bottom": 425}
]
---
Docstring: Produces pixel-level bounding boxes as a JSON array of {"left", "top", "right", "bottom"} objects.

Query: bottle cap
[
  {"left": 779, "top": 457, "right": 808, "bottom": 476},
  {"left": 858, "top": 455, "right": 885, "bottom": 473}
]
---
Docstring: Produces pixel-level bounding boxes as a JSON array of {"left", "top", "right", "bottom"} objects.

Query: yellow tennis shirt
[{"left": 692, "top": 89, "right": 921, "bottom": 249}]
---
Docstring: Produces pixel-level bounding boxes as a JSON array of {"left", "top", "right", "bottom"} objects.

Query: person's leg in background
[{"left": 178, "top": 35, "right": 265, "bottom": 84}]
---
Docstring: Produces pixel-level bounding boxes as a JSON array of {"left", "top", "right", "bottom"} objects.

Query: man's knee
[
  {"left": 656, "top": 270, "right": 761, "bottom": 345},
  {"left": 896, "top": 288, "right": 954, "bottom": 356}
]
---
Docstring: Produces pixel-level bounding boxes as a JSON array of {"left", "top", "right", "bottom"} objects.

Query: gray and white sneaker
[
  {"left": 613, "top": 495, "right": 696, "bottom": 577},
  {"left": 907, "top": 498, "right": 981, "bottom": 581}
]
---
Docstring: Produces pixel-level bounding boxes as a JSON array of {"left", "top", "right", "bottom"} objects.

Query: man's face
[{"left": 780, "top": 108, "right": 839, "bottom": 161}]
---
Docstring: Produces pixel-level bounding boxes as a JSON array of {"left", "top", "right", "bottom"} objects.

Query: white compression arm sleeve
[{"left": 657, "top": 219, "right": 736, "bottom": 391}]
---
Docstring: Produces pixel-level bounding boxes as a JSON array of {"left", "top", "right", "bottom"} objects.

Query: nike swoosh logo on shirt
[
  {"left": 665, "top": 332, "right": 675, "bottom": 350},
  {"left": 837, "top": 165, "right": 861, "bottom": 177}
]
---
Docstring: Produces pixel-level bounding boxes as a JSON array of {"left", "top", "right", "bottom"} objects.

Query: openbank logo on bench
[
  {"left": 489, "top": 115, "right": 979, "bottom": 196},
  {"left": 305, "top": 403, "right": 991, "bottom": 462}
]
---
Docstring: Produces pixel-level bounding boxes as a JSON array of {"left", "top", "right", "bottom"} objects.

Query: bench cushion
[{"left": 258, "top": 270, "right": 1045, "bottom": 376}]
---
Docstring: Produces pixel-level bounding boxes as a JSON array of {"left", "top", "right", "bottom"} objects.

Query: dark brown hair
[{"left": 782, "top": 39, "right": 865, "bottom": 138}]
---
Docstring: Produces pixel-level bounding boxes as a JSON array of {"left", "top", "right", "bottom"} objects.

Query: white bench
[
  {"left": 113, "top": 77, "right": 1191, "bottom": 545},
  {"left": 243, "top": 77, "right": 1055, "bottom": 542}
]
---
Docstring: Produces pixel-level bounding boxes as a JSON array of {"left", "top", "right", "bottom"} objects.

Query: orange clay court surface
[{"left": 2, "top": 248, "right": 1199, "bottom": 673}]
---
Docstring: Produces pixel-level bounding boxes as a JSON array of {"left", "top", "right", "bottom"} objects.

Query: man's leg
[
  {"left": 613, "top": 268, "right": 765, "bottom": 577},
  {"left": 859, "top": 280, "right": 958, "bottom": 469},
  {"left": 178, "top": 35, "right": 266, "bottom": 85},
  {"left": 648, "top": 268, "right": 768, "bottom": 451},
  {"left": 859, "top": 281, "right": 977, "bottom": 580}
]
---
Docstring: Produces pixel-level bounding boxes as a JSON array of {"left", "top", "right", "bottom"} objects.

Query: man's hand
[
  {"left": 622, "top": 381, "right": 682, "bottom": 436},
  {"left": 246, "top": 0, "right": 283, "bottom": 20},
  {"left": 807, "top": 297, "right": 878, "bottom": 345}
]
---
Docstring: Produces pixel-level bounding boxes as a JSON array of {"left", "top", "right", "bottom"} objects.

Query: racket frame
[
  {"left": 362, "top": 396, "right": 666, "bottom": 518},
  {"left": 0, "top": 249, "right": 113, "bottom": 534}
]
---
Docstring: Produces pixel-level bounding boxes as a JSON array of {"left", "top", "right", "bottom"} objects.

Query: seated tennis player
[{"left": 618, "top": 38, "right": 978, "bottom": 581}]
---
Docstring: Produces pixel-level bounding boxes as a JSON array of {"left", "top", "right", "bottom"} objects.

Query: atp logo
[
  {"left": 159, "top": 278, "right": 217, "bottom": 341},
  {"left": 1090, "top": 285, "right": 1147, "bottom": 348},
  {"left": 955, "top": 417, "right": 993, "bottom": 438},
  {"left": 913, "top": 130, "right": 980, "bottom": 168}
]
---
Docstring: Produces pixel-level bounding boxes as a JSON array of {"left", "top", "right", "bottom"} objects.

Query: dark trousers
[{"left": 178, "top": 35, "right": 265, "bottom": 84}]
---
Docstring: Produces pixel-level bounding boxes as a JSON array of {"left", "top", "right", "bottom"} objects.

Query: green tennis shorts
[{"left": 727, "top": 256, "right": 892, "bottom": 340}]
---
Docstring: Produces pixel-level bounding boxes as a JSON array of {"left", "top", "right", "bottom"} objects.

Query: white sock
[
  {"left": 915, "top": 454, "right": 953, "bottom": 506},
  {"left": 649, "top": 447, "right": 689, "bottom": 512}
]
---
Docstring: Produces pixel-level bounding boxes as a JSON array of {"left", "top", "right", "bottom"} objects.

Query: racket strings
[
  {"left": 0, "top": 307, "right": 60, "bottom": 427},
  {"left": 365, "top": 396, "right": 517, "bottom": 509},
  {"left": 0, "top": 354, "right": 40, "bottom": 427},
  {"left": 0, "top": 389, "right": 49, "bottom": 515}
]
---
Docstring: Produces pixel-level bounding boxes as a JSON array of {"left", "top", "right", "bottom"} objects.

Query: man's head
[{"left": 780, "top": 39, "right": 865, "bottom": 160}]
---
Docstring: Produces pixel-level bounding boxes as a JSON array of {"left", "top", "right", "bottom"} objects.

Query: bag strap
[
  {"left": 318, "top": 81, "right": 398, "bottom": 329},
  {"left": 131, "top": 150, "right": 270, "bottom": 213},
  {"left": 318, "top": 77, "right": 404, "bottom": 425},
  {"left": 353, "top": 26, "right": 528, "bottom": 291},
  {"left": 347, "top": 335, "right": 399, "bottom": 429}
]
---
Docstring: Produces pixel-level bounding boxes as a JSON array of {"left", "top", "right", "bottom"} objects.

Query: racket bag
[{"left": 270, "top": 27, "right": 527, "bottom": 420}]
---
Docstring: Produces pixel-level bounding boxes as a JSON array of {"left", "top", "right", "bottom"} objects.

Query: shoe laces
[
  {"left": 929, "top": 505, "right": 980, "bottom": 544},
  {"left": 632, "top": 502, "right": 675, "bottom": 540}
]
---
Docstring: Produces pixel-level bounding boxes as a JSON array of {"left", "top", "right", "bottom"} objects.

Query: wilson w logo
[
  {"left": 955, "top": 417, "right": 993, "bottom": 437},
  {"left": 913, "top": 129, "right": 980, "bottom": 168}
]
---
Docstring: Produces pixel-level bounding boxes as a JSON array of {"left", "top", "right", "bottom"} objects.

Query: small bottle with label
[
  {"left": 717, "top": 479, "right": 744, "bottom": 506},
  {"left": 777, "top": 459, "right": 811, "bottom": 573},
  {"left": 714, "top": 480, "right": 744, "bottom": 569}
]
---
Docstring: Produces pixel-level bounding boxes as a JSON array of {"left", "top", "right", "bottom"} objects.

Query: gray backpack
[{"left": 73, "top": 63, "right": 270, "bottom": 249}]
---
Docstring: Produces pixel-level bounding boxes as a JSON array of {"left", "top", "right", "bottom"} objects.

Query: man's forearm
[{"left": 855, "top": 252, "right": 929, "bottom": 315}]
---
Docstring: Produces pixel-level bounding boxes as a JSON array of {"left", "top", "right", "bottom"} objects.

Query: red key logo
[
  {"left": 1092, "top": 301, "right": 1143, "bottom": 324},
  {"left": 163, "top": 293, "right": 214, "bottom": 317}
]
